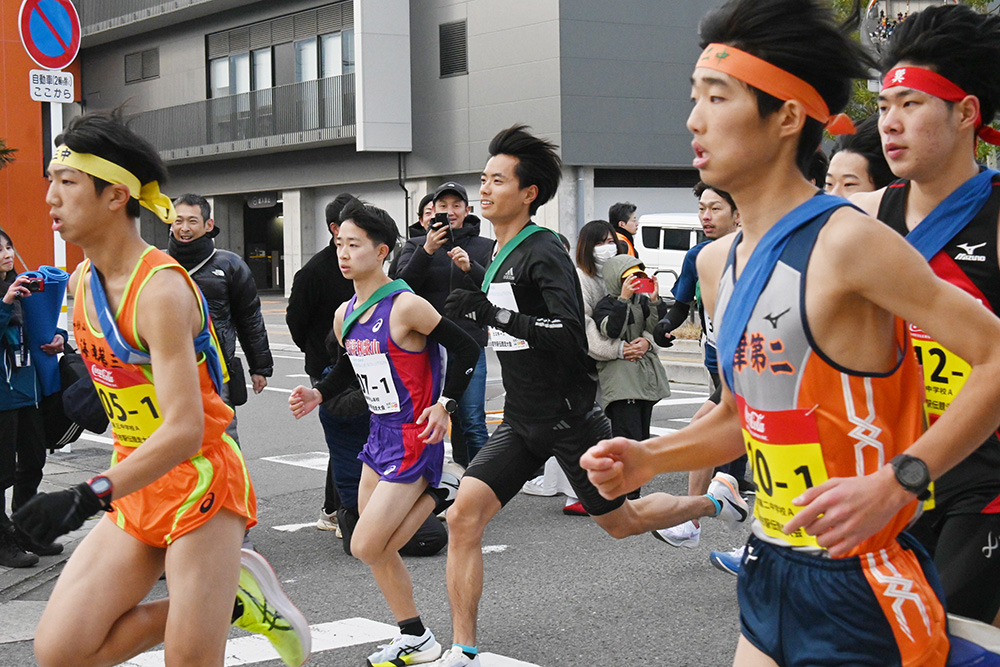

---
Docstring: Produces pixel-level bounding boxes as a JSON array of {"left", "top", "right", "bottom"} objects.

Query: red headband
[
  {"left": 697, "top": 44, "right": 856, "bottom": 135},
  {"left": 882, "top": 66, "right": 1000, "bottom": 146}
]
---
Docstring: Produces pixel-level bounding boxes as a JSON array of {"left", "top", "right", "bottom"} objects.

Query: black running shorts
[{"left": 465, "top": 406, "right": 627, "bottom": 516}]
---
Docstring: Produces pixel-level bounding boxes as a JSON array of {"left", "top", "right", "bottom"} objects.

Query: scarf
[{"left": 168, "top": 234, "right": 215, "bottom": 272}]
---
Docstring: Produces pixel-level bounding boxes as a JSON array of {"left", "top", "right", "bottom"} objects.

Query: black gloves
[
  {"left": 445, "top": 289, "right": 498, "bottom": 327},
  {"left": 652, "top": 320, "right": 676, "bottom": 348},
  {"left": 13, "top": 483, "right": 108, "bottom": 545}
]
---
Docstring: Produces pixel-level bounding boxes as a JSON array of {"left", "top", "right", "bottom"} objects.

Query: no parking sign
[{"left": 18, "top": 0, "right": 81, "bottom": 71}]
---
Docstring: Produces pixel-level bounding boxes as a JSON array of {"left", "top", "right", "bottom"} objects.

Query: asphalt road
[{"left": 0, "top": 296, "right": 749, "bottom": 667}]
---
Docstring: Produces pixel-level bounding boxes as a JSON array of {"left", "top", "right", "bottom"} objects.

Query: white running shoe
[
  {"left": 651, "top": 520, "right": 701, "bottom": 548},
  {"left": 366, "top": 628, "right": 442, "bottom": 666},
  {"left": 708, "top": 472, "right": 750, "bottom": 528},
  {"left": 316, "top": 510, "right": 340, "bottom": 537},
  {"left": 520, "top": 475, "right": 556, "bottom": 496},
  {"left": 428, "top": 646, "right": 482, "bottom": 666}
]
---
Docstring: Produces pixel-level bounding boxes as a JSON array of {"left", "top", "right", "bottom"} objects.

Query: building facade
[{"left": 71, "top": 0, "right": 722, "bottom": 293}]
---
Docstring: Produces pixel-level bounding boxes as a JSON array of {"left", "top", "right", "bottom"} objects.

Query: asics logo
[
  {"left": 372, "top": 318, "right": 384, "bottom": 333},
  {"left": 984, "top": 531, "right": 999, "bottom": 559},
  {"left": 383, "top": 465, "right": 397, "bottom": 476},
  {"left": 212, "top": 269, "right": 225, "bottom": 277},
  {"left": 199, "top": 492, "right": 216, "bottom": 514},
  {"left": 956, "top": 242, "right": 987, "bottom": 262}
]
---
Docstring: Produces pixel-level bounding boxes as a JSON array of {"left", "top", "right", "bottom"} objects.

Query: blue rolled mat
[{"left": 18, "top": 266, "right": 69, "bottom": 396}]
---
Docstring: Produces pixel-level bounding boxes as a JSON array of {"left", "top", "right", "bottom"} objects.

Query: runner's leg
[{"left": 733, "top": 636, "right": 780, "bottom": 667}]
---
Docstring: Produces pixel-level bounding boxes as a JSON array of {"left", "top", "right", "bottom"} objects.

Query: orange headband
[{"left": 696, "top": 43, "right": 855, "bottom": 135}]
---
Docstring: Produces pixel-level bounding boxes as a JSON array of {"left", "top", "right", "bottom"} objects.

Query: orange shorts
[{"left": 107, "top": 435, "right": 257, "bottom": 548}]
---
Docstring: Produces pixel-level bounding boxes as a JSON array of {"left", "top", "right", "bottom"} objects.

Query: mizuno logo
[
  {"left": 372, "top": 318, "right": 384, "bottom": 333},
  {"left": 984, "top": 531, "right": 999, "bottom": 559},
  {"left": 956, "top": 242, "right": 988, "bottom": 262},
  {"left": 763, "top": 308, "right": 791, "bottom": 329},
  {"left": 503, "top": 268, "right": 515, "bottom": 281}
]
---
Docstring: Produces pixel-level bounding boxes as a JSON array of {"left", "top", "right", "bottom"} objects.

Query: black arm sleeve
[
  {"left": 427, "top": 316, "right": 480, "bottom": 401},
  {"left": 314, "top": 353, "right": 356, "bottom": 402},
  {"left": 657, "top": 301, "right": 691, "bottom": 333},
  {"left": 593, "top": 295, "right": 629, "bottom": 340}
]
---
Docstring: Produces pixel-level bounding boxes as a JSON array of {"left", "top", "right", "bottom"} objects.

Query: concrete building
[{"left": 76, "top": 0, "right": 723, "bottom": 294}]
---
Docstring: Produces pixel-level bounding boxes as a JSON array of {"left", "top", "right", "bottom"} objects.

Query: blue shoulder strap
[
  {"left": 717, "top": 194, "right": 854, "bottom": 391},
  {"left": 88, "top": 263, "right": 225, "bottom": 394},
  {"left": 905, "top": 167, "right": 1000, "bottom": 261}
]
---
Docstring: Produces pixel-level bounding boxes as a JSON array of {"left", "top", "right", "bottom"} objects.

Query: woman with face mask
[{"left": 0, "top": 230, "right": 67, "bottom": 567}]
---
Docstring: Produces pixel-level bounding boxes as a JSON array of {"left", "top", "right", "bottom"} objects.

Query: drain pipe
[
  {"left": 576, "top": 166, "right": 587, "bottom": 237},
  {"left": 398, "top": 152, "right": 411, "bottom": 239}
]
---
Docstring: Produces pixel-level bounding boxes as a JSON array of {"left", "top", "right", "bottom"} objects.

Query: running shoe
[
  {"left": 738, "top": 478, "right": 757, "bottom": 496},
  {"left": 562, "top": 499, "right": 588, "bottom": 516},
  {"left": 651, "top": 520, "right": 700, "bottom": 548},
  {"left": 520, "top": 475, "right": 556, "bottom": 496},
  {"left": 428, "top": 646, "right": 482, "bottom": 666},
  {"left": 367, "top": 628, "right": 442, "bottom": 666},
  {"left": 316, "top": 509, "right": 341, "bottom": 538},
  {"left": 233, "top": 549, "right": 311, "bottom": 667},
  {"left": 709, "top": 544, "right": 746, "bottom": 576},
  {"left": 708, "top": 472, "right": 750, "bottom": 528}
]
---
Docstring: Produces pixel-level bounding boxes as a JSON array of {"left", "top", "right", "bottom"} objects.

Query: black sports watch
[
  {"left": 890, "top": 454, "right": 931, "bottom": 501},
  {"left": 87, "top": 475, "right": 115, "bottom": 511},
  {"left": 495, "top": 308, "right": 513, "bottom": 327},
  {"left": 438, "top": 396, "right": 458, "bottom": 414}
]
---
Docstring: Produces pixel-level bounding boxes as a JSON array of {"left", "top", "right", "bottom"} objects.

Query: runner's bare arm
[
  {"left": 785, "top": 209, "right": 1000, "bottom": 556},
  {"left": 97, "top": 268, "right": 207, "bottom": 499},
  {"left": 848, "top": 188, "right": 886, "bottom": 218}
]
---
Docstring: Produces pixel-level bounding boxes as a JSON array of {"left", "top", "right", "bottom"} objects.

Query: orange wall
[{"left": 0, "top": 0, "right": 83, "bottom": 273}]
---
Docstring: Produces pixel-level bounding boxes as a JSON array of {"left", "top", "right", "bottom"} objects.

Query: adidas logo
[{"left": 503, "top": 268, "right": 515, "bottom": 281}]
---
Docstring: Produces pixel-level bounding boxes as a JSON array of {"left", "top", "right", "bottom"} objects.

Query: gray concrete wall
[
  {"left": 558, "top": 0, "right": 726, "bottom": 168},
  {"left": 355, "top": 0, "right": 412, "bottom": 151}
]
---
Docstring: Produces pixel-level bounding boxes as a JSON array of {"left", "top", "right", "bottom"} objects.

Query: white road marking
[
  {"left": 666, "top": 388, "right": 709, "bottom": 396},
  {"left": 482, "top": 544, "right": 508, "bottom": 554},
  {"left": 122, "top": 617, "right": 541, "bottom": 666},
  {"left": 261, "top": 452, "right": 328, "bottom": 471},
  {"left": 0, "top": 601, "right": 47, "bottom": 644},
  {"left": 78, "top": 433, "right": 115, "bottom": 445},
  {"left": 669, "top": 418, "right": 692, "bottom": 424},
  {"left": 649, "top": 426, "right": 678, "bottom": 436},
  {"left": 655, "top": 396, "right": 710, "bottom": 407},
  {"left": 269, "top": 354, "right": 306, "bottom": 360},
  {"left": 285, "top": 374, "right": 310, "bottom": 378},
  {"left": 260, "top": 386, "right": 292, "bottom": 394},
  {"left": 272, "top": 522, "right": 317, "bottom": 532}
]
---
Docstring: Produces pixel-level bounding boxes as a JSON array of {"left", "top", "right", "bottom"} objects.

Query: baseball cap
[{"left": 434, "top": 181, "right": 468, "bottom": 204}]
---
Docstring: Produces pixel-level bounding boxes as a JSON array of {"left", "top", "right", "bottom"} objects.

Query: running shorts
[
  {"left": 108, "top": 435, "right": 257, "bottom": 548},
  {"left": 738, "top": 533, "right": 949, "bottom": 667},
  {"left": 465, "top": 406, "right": 626, "bottom": 516},
  {"left": 359, "top": 418, "right": 444, "bottom": 487}
]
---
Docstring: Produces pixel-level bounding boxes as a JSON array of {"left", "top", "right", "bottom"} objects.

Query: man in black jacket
[
  {"left": 169, "top": 194, "right": 273, "bottom": 444},
  {"left": 392, "top": 182, "right": 493, "bottom": 467}
]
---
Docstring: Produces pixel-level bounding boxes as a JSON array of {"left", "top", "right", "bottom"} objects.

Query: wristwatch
[
  {"left": 495, "top": 308, "right": 513, "bottom": 327},
  {"left": 438, "top": 396, "right": 458, "bottom": 414},
  {"left": 890, "top": 454, "right": 931, "bottom": 501},
  {"left": 87, "top": 475, "right": 115, "bottom": 511}
]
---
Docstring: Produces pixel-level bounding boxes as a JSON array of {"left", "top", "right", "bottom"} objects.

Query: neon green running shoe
[{"left": 233, "top": 548, "right": 311, "bottom": 667}]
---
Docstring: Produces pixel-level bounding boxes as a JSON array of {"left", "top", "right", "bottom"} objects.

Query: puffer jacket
[
  {"left": 0, "top": 300, "right": 42, "bottom": 411},
  {"left": 591, "top": 254, "right": 670, "bottom": 408},
  {"left": 187, "top": 250, "right": 273, "bottom": 377}
]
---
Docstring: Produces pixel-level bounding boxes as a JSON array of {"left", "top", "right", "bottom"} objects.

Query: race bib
[
  {"left": 351, "top": 353, "right": 401, "bottom": 414},
  {"left": 909, "top": 325, "right": 970, "bottom": 423},
  {"left": 738, "top": 398, "right": 829, "bottom": 548},
  {"left": 487, "top": 282, "right": 529, "bottom": 351},
  {"left": 87, "top": 361, "right": 162, "bottom": 446}
]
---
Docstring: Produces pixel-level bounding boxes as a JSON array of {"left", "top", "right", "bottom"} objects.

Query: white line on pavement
[
  {"left": 261, "top": 451, "right": 329, "bottom": 471},
  {"left": 655, "top": 396, "right": 710, "bottom": 407},
  {"left": 272, "top": 522, "right": 317, "bottom": 532},
  {"left": 269, "top": 354, "right": 306, "bottom": 360},
  {"left": 78, "top": 433, "right": 115, "bottom": 445},
  {"left": 649, "top": 426, "right": 678, "bottom": 436},
  {"left": 260, "top": 386, "right": 292, "bottom": 394}
]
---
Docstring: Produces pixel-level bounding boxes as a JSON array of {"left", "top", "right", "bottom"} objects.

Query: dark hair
[
  {"left": 699, "top": 0, "right": 873, "bottom": 173},
  {"left": 807, "top": 148, "right": 829, "bottom": 187},
  {"left": 54, "top": 108, "right": 168, "bottom": 219},
  {"left": 576, "top": 219, "right": 618, "bottom": 277},
  {"left": 693, "top": 181, "right": 737, "bottom": 212},
  {"left": 173, "top": 193, "right": 211, "bottom": 222},
  {"left": 326, "top": 193, "right": 358, "bottom": 229},
  {"left": 831, "top": 114, "right": 895, "bottom": 189},
  {"left": 417, "top": 193, "right": 435, "bottom": 219},
  {"left": 340, "top": 200, "right": 399, "bottom": 250},
  {"left": 608, "top": 202, "right": 637, "bottom": 228},
  {"left": 882, "top": 4, "right": 1000, "bottom": 130},
  {"left": 0, "top": 229, "right": 12, "bottom": 280},
  {"left": 487, "top": 124, "right": 562, "bottom": 215},
  {"left": 555, "top": 232, "right": 571, "bottom": 253}
]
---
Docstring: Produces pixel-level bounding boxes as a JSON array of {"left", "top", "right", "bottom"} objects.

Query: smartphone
[
  {"left": 432, "top": 212, "right": 450, "bottom": 231},
  {"left": 633, "top": 277, "right": 655, "bottom": 293},
  {"left": 24, "top": 278, "right": 43, "bottom": 293}
]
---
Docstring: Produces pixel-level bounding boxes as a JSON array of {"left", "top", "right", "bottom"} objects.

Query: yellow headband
[{"left": 49, "top": 146, "right": 175, "bottom": 223}]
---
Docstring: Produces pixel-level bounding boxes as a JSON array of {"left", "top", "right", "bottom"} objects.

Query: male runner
[
  {"left": 433, "top": 125, "right": 748, "bottom": 667},
  {"left": 851, "top": 4, "right": 1000, "bottom": 626},
  {"left": 13, "top": 111, "right": 309, "bottom": 667},
  {"left": 288, "top": 201, "right": 480, "bottom": 667},
  {"left": 581, "top": 1, "right": 1000, "bottom": 665}
]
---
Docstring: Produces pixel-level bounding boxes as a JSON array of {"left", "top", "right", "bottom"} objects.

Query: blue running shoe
[{"left": 709, "top": 545, "right": 745, "bottom": 576}]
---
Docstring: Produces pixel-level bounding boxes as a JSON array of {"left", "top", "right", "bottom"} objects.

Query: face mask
[{"left": 593, "top": 244, "right": 618, "bottom": 263}]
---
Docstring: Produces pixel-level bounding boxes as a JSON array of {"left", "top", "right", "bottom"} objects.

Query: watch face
[
  {"left": 898, "top": 461, "right": 926, "bottom": 487},
  {"left": 496, "top": 309, "right": 512, "bottom": 326},
  {"left": 90, "top": 476, "right": 112, "bottom": 495}
]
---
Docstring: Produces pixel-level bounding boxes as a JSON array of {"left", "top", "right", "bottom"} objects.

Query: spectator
[
  {"left": 389, "top": 193, "right": 435, "bottom": 278},
  {"left": 286, "top": 193, "right": 359, "bottom": 534},
  {"left": 168, "top": 194, "right": 273, "bottom": 444},
  {"left": 0, "top": 230, "right": 67, "bottom": 566},
  {"left": 393, "top": 182, "right": 493, "bottom": 468},
  {"left": 609, "top": 201, "right": 639, "bottom": 258},
  {"left": 825, "top": 114, "right": 895, "bottom": 198}
]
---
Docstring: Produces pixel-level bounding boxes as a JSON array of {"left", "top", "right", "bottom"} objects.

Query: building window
[
  {"left": 295, "top": 38, "right": 318, "bottom": 82},
  {"left": 253, "top": 48, "right": 273, "bottom": 90},
  {"left": 320, "top": 32, "right": 342, "bottom": 78},
  {"left": 342, "top": 28, "right": 355, "bottom": 75},
  {"left": 210, "top": 57, "right": 230, "bottom": 97},
  {"left": 125, "top": 48, "right": 159, "bottom": 84},
  {"left": 439, "top": 20, "right": 467, "bottom": 78}
]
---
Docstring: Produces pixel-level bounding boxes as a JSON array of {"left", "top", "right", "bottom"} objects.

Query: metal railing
[
  {"left": 78, "top": 0, "right": 218, "bottom": 34},
  {"left": 129, "top": 74, "right": 356, "bottom": 161}
]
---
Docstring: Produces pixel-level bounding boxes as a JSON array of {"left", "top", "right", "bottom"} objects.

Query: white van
[{"left": 635, "top": 212, "right": 704, "bottom": 294}]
